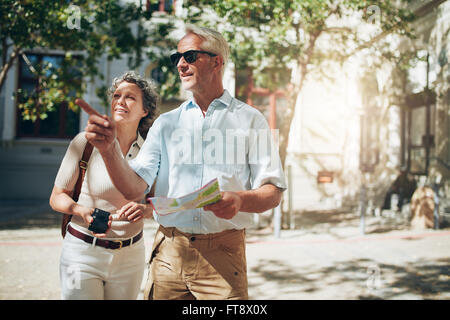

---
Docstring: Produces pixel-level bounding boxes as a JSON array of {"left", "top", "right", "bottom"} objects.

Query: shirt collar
[
  {"left": 185, "top": 89, "right": 233, "bottom": 110},
  {"left": 216, "top": 89, "right": 233, "bottom": 107},
  {"left": 135, "top": 132, "right": 145, "bottom": 149}
]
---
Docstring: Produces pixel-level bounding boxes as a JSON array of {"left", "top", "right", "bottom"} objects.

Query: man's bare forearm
[
  {"left": 101, "top": 139, "right": 148, "bottom": 201},
  {"left": 237, "top": 184, "right": 282, "bottom": 213}
]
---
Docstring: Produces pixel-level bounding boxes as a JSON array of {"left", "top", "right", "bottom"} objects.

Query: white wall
[{"left": 285, "top": 58, "right": 363, "bottom": 211}]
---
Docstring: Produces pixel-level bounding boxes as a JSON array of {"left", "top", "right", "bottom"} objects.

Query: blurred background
[
  {"left": 0, "top": 0, "right": 449, "bottom": 301},
  {"left": 0, "top": 0, "right": 449, "bottom": 231}
]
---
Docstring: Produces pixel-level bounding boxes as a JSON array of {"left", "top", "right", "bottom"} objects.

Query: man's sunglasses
[{"left": 170, "top": 50, "right": 217, "bottom": 66}]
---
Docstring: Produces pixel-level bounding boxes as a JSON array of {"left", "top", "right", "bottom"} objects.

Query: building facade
[
  {"left": 283, "top": 0, "right": 449, "bottom": 218},
  {"left": 0, "top": 1, "right": 235, "bottom": 204}
]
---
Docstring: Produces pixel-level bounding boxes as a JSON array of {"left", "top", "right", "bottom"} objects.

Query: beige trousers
[{"left": 144, "top": 225, "right": 248, "bottom": 300}]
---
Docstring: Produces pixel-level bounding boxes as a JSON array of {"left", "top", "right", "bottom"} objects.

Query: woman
[{"left": 49, "top": 71, "right": 158, "bottom": 300}]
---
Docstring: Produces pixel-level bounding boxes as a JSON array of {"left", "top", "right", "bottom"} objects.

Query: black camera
[{"left": 88, "top": 208, "right": 110, "bottom": 234}]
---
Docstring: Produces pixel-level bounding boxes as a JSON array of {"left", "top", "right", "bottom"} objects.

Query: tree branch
[
  {"left": 345, "top": 0, "right": 446, "bottom": 59},
  {"left": 0, "top": 47, "right": 20, "bottom": 93},
  {"left": 297, "top": 29, "right": 321, "bottom": 90},
  {"left": 322, "top": 27, "right": 352, "bottom": 33},
  {"left": 2, "top": 38, "right": 10, "bottom": 67}
]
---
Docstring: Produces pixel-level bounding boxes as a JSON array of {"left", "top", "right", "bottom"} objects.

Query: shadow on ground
[
  {"left": 247, "top": 208, "right": 412, "bottom": 240},
  {"left": 248, "top": 257, "right": 450, "bottom": 299}
]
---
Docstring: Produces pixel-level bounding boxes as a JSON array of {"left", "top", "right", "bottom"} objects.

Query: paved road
[{"left": 0, "top": 206, "right": 449, "bottom": 300}]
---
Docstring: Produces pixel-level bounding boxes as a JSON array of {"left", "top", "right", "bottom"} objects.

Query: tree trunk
[
  {"left": 0, "top": 49, "right": 20, "bottom": 94},
  {"left": 277, "top": 32, "right": 320, "bottom": 229},
  {"left": 279, "top": 32, "right": 320, "bottom": 167}
]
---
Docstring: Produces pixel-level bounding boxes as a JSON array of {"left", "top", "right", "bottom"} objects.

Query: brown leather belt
[{"left": 67, "top": 224, "right": 143, "bottom": 250}]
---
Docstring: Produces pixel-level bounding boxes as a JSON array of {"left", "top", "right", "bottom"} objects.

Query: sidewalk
[
  {"left": 246, "top": 210, "right": 450, "bottom": 299},
  {"left": 0, "top": 202, "right": 449, "bottom": 300}
]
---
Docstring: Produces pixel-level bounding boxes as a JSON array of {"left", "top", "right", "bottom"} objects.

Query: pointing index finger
[{"left": 75, "top": 98, "right": 102, "bottom": 117}]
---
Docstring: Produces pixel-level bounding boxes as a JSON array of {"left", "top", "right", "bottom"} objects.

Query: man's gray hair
[
  {"left": 108, "top": 71, "right": 159, "bottom": 138},
  {"left": 185, "top": 24, "right": 230, "bottom": 78}
]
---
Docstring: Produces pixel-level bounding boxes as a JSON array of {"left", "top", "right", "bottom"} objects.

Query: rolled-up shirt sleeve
[
  {"left": 248, "top": 114, "right": 287, "bottom": 191},
  {"left": 129, "top": 117, "right": 162, "bottom": 194}
]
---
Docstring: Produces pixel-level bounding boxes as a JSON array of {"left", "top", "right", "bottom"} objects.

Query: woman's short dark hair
[{"left": 108, "top": 71, "right": 159, "bottom": 138}]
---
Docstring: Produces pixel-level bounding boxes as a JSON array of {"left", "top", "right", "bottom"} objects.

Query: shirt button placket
[{"left": 193, "top": 215, "right": 199, "bottom": 230}]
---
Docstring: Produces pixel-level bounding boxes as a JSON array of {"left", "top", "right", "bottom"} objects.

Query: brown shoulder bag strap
[{"left": 61, "top": 142, "right": 94, "bottom": 238}]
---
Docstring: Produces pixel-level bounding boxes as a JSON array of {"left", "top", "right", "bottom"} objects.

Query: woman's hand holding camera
[{"left": 79, "top": 207, "right": 112, "bottom": 238}]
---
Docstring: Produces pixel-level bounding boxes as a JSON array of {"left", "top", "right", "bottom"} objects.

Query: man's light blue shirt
[{"left": 129, "top": 89, "right": 287, "bottom": 234}]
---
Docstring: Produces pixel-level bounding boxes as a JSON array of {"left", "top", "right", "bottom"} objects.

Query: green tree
[
  {"left": 183, "top": 0, "right": 416, "bottom": 165},
  {"left": 0, "top": 0, "right": 178, "bottom": 121}
]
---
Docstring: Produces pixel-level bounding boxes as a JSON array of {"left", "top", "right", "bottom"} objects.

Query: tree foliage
[
  {"left": 183, "top": 0, "right": 416, "bottom": 164},
  {"left": 0, "top": 0, "right": 177, "bottom": 121}
]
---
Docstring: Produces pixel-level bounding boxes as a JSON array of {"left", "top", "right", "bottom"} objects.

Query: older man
[{"left": 82, "top": 25, "right": 286, "bottom": 300}]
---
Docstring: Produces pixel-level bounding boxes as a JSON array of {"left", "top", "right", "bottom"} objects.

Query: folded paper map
[{"left": 149, "top": 178, "right": 222, "bottom": 215}]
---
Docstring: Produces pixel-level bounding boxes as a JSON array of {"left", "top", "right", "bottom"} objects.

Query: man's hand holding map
[{"left": 148, "top": 178, "right": 222, "bottom": 216}]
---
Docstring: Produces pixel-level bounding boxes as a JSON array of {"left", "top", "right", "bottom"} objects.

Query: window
[
  {"left": 236, "top": 69, "right": 288, "bottom": 129},
  {"left": 146, "top": 0, "right": 174, "bottom": 13},
  {"left": 401, "top": 51, "right": 437, "bottom": 175},
  {"left": 150, "top": 66, "right": 166, "bottom": 85},
  {"left": 360, "top": 108, "right": 380, "bottom": 173},
  {"left": 16, "top": 53, "right": 80, "bottom": 139},
  {"left": 402, "top": 91, "right": 436, "bottom": 175}
]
